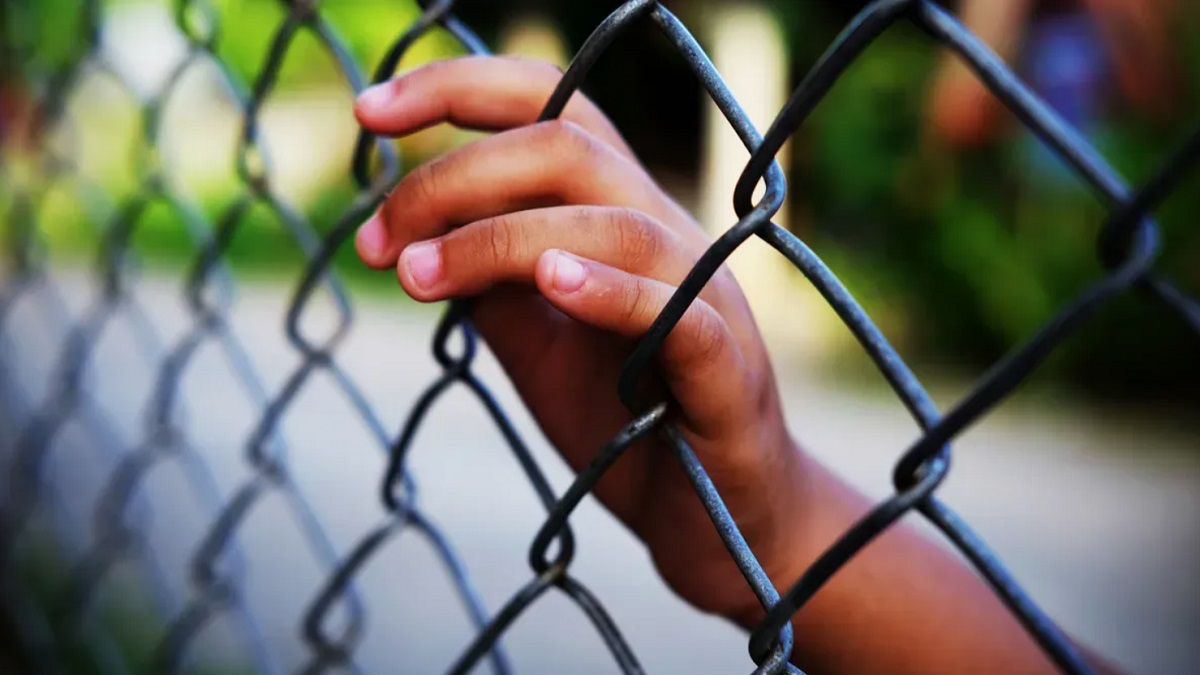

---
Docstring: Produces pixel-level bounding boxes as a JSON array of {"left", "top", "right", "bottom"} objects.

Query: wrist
[
  {"left": 726, "top": 439, "right": 872, "bottom": 635},
  {"left": 725, "top": 434, "right": 823, "bottom": 630}
]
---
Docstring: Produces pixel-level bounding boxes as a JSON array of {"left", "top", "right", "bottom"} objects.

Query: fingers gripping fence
[{"left": 0, "top": 0, "right": 1197, "bottom": 673}]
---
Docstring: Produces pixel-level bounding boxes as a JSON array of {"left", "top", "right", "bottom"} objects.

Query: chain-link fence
[{"left": 0, "top": 0, "right": 1197, "bottom": 673}]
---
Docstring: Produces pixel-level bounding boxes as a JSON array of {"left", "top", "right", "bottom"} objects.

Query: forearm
[{"left": 732, "top": 445, "right": 1113, "bottom": 675}]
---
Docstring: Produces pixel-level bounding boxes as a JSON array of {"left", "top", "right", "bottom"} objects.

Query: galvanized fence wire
[{"left": 0, "top": 0, "right": 1197, "bottom": 673}]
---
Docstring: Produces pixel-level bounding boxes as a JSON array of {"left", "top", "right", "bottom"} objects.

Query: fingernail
[
  {"left": 356, "top": 212, "right": 388, "bottom": 259},
  {"left": 356, "top": 82, "right": 393, "bottom": 111},
  {"left": 552, "top": 252, "right": 586, "bottom": 293},
  {"left": 402, "top": 241, "right": 443, "bottom": 290}
]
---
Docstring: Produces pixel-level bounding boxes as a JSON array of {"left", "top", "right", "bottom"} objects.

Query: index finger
[{"left": 354, "top": 55, "right": 636, "bottom": 160}]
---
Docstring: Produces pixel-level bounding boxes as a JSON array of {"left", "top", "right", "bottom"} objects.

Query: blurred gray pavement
[{"left": 1, "top": 273, "right": 1197, "bottom": 674}]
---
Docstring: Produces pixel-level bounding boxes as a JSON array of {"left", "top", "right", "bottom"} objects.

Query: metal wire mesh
[{"left": 0, "top": 0, "right": 1197, "bottom": 673}]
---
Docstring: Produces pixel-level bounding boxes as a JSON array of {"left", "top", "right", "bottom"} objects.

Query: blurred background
[{"left": 0, "top": 0, "right": 1198, "bottom": 673}]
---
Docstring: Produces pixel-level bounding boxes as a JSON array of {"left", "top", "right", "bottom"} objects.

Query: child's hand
[
  {"left": 353, "top": 55, "right": 807, "bottom": 622},
  {"left": 353, "top": 56, "right": 1113, "bottom": 675}
]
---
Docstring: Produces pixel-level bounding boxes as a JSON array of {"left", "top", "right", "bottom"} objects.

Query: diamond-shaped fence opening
[{"left": 0, "top": 0, "right": 1197, "bottom": 674}]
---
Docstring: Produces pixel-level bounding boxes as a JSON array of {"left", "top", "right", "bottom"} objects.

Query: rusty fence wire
[{"left": 0, "top": 0, "right": 1198, "bottom": 673}]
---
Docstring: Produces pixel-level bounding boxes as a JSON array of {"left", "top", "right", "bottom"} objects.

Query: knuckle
[
  {"left": 538, "top": 119, "right": 603, "bottom": 166},
  {"left": 482, "top": 215, "right": 519, "bottom": 264},
  {"left": 611, "top": 209, "right": 663, "bottom": 271},
  {"left": 686, "top": 302, "right": 727, "bottom": 365},
  {"left": 620, "top": 279, "right": 654, "bottom": 328},
  {"left": 407, "top": 158, "right": 444, "bottom": 205}
]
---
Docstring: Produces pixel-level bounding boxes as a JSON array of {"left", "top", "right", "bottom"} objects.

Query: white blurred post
[
  {"left": 497, "top": 12, "right": 571, "bottom": 69},
  {"left": 700, "top": 1, "right": 826, "bottom": 354}
]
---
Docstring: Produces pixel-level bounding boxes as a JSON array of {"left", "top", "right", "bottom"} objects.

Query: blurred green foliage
[
  {"left": 2, "top": 0, "right": 470, "bottom": 297},
  {"left": 11, "top": 532, "right": 255, "bottom": 674},
  {"left": 773, "top": 8, "right": 1200, "bottom": 398}
]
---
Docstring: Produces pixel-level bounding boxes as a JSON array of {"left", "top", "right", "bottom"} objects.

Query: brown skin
[{"left": 353, "top": 56, "right": 1117, "bottom": 674}]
